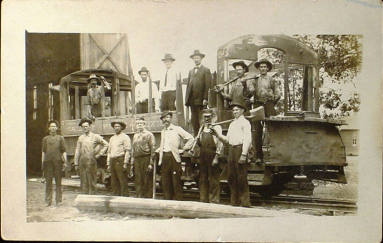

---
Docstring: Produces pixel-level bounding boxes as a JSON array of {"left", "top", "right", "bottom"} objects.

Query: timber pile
[{"left": 74, "top": 195, "right": 300, "bottom": 218}]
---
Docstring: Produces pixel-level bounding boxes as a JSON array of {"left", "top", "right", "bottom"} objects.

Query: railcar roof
[
  {"left": 218, "top": 34, "right": 318, "bottom": 65},
  {"left": 59, "top": 69, "right": 131, "bottom": 84}
]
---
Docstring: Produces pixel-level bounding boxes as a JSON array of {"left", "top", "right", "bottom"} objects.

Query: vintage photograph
[
  {"left": 2, "top": 0, "right": 382, "bottom": 242},
  {"left": 26, "top": 32, "right": 361, "bottom": 222}
]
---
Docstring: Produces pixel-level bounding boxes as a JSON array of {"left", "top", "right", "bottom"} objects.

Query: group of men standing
[{"left": 42, "top": 50, "right": 280, "bottom": 208}]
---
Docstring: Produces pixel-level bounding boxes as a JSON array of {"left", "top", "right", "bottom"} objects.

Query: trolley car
[{"left": 57, "top": 34, "right": 347, "bottom": 196}]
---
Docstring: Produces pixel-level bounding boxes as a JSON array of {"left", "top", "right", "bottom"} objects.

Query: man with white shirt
[
  {"left": 158, "top": 111, "right": 194, "bottom": 200},
  {"left": 211, "top": 100, "right": 252, "bottom": 207},
  {"left": 160, "top": 54, "right": 177, "bottom": 111},
  {"left": 135, "top": 67, "right": 160, "bottom": 114}
]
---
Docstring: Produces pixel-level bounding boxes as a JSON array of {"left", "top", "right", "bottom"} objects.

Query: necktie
[
  {"left": 194, "top": 66, "right": 199, "bottom": 73},
  {"left": 164, "top": 70, "right": 168, "bottom": 87}
]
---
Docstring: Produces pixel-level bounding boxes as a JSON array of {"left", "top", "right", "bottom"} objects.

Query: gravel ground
[
  {"left": 313, "top": 156, "right": 358, "bottom": 200},
  {"left": 27, "top": 156, "right": 358, "bottom": 222}
]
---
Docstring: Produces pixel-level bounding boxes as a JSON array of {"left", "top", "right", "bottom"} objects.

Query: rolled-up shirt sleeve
[
  {"left": 177, "top": 127, "right": 194, "bottom": 150},
  {"left": 242, "top": 120, "right": 252, "bottom": 155},
  {"left": 60, "top": 136, "right": 67, "bottom": 153}
]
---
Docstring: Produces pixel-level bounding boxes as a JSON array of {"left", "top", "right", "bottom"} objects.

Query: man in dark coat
[{"left": 185, "top": 50, "right": 212, "bottom": 136}]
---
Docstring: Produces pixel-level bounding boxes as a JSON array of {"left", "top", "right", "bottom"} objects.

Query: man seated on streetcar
[
  {"left": 135, "top": 67, "right": 160, "bottom": 114},
  {"left": 216, "top": 60, "right": 255, "bottom": 111},
  {"left": 250, "top": 59, "right": 281, "bottom": 163}
]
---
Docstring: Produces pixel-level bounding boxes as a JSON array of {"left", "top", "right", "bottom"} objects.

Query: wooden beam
[
  {"left": 74, "top": 86, "right": 80, "bottom": 119},
  {"left": 74, "top": 195, "right": 291, "bottom": 218}
]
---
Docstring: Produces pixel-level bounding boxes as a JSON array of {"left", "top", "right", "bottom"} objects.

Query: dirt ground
[{"left": 27, "top": 156, "right": 358, "bottom": 222}]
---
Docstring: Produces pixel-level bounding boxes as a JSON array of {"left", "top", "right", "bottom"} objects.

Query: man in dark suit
[{"left": 185, "top": 50, "right": 212, "bottom": 136}]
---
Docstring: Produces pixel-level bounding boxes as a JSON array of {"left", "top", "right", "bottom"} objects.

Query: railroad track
[{"left": 32, "top": 178, "right": 357, "bottom": 215}]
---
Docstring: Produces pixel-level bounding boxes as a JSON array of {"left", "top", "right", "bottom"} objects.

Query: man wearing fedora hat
[
  {"left": 211, "top": 100, "right": 252, "bottom": 207},
  {"left": 160, "top": 54, "right": 178, "bottom": 111},
  {"left": 252, "top": 58, "right": 281, "bottom": 163},
  {"left": 217, "top": 60, "right": 255, "bottom": 110},
  {"left": 131, "top": 117, "right": 156, "bottom": 198},
  {"left": 185, "top": 50, "right": 212, "bottom": 136},
  {"left": 74, "top": 118, "right": 108, "bottom": 194},
  {"left": 106, "top": 121, "right": 131, "bottom": 196},
  {"left": 195, "top": 109, "right": 223, "bottom": 203},
  {"left": 135, "top": 67, "right": 160, "bottom": 114},
  {"left": 87, "top": 74, "right": 105, "bottom": 118},
  {"left": 158, "top": 111, "right": 194, "bottom": 200}
]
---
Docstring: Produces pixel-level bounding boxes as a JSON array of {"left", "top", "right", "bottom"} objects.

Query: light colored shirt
[
  {"left": 160, "top": 67, "right": 177, "bottom": 92},
  {"left": 87, "top": 86, "right": 103, "bottom": 105},
  {"left": 159, "top": 124, "right": 194, "bottom": 163},
  {"left": 132, "top": 129, "right": 156, "bottom": 159},
  {"left": 135, "top": 80, "right": 160, "bottom": 110},
  {"left": 107, "top": 133, "right": 131, "bottom": 159},
  {"left": 74, "top": 132, "right": 108, "bottom": 165},
  {"left": 227, "top": 115, "right": 252, "bottom": 155}
]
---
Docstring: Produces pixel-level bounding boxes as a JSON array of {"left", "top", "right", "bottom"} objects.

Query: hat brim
[
  {"left": 87, "top": 77, "right": 100, "bottom": 83},
  {"left": 254, "top": 61, "right": 272, "bottom": 71},
  {"left": 138, "top": 71, "right": 149, "bottom": 74},
  {"left": 232, "top": 62, "right": 249, "bottom": 72},
  {"left": 190, "top": 54, "right": 205, "bottom": 58},
  {"left": 111, "top": 122, "right": 126, "bottom": 130},
  {"left": 162, "top": 58, "right": 175, "bottom": 62},
  {"left": 230, "top": 103, "right": 247, "bottom": 111},
  {"left": 160, "top": 112, "right": 173, "bottom": 120}
]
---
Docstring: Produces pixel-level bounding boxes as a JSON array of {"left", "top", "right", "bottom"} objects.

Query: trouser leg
[
  {"left": 141, "top": 157, "right": 153, "bottom": 198},
  {"left": 111, "top": 159, "right": 120, "bottom": 195},
  {"left": 199, "top": 154, "right": 209, "bottom": 203},
  {"left": 171, "top": 157, "right": 183, "bottom": 201},
  {"left": 53, "top": 161, "right": 62, "bottom": 203},
  {"left": 87, "top": 162, "right": 97, "bottom": 195},
  {"left": 208, "top": 158, "right": 221, "bottom": 203},
  {"left": 160, "top": 154, "right": 173, "bottom": 200},
  {"left": 44, "top": 161, "right": 53, "bottom": 205},
  {"left": 113, "top": 157, "right": 129, "bottom": 196},
  {"left": 228, "top": 146, "right": 240, "bottom": 206},
  {"left": 190, "top": 105, "right": 202, "bottom": 136},
  {"left": 238, "top": 163, "right": 251, "bottom": 207}
]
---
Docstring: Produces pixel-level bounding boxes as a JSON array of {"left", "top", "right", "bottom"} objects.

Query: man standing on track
[
  {"left": 41, "top": 120, "right": 67, "bottom": 206},
  {"left": 132, "top": 117, "right": 156, "bottom": 198},
  {"left": 196, "top": 109, "right": 223, "bottom": 203},
  {"left": 211, "top": 100, "right": 252, "bottom": 207},
  {"left": 185, "top": 50, "right": 212, "bottom": 136},
  {"left": 106, "top": 121, "right": 131, "bottom": 196},
  {"left": 74, "top": 118, "right": 108, "bottom": 195},
  {"left": 158, "top": 111, "right": 194, "bottom": 200}
]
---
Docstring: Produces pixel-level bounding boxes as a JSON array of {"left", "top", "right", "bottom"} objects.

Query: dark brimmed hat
[
  {"left": 232, "top": 61, "right": 249, "bottom": 73},
  {"left": 254, "top": 59, "right": 273, "bottom": 71},
  {"left": 79, "top": 118, "right": 93, "bottom": 126},
  {"left": 87, "top": 73, "right": 100, "bottom": 83},
  {"left": 190, "top": 50, "right": 205, "bottom": 58},
  {"left": 202, "top": 108, "right": 215, "bottom": 117},
  {"left": 162, "top": 53, "right": 175, "bottom": 62},
  {"left": 160, "top": 111, "right": 173, "bottom": 120},
  {"left": 230, "top": 100, "right": 247, "bottom": 111},
  {"left": 135, "top": 117, "right": 145, "bottom": 121},
  {"left": 111, "top": 121, "right": 127, "bottom": 130},
  {"left": 138, "top": 67, "right": 149, "bottom": 74}
]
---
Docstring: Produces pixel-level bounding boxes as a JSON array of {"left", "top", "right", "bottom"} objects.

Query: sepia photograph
[{"left": 2, "top": 0, "right": 382, "bottom": 242}]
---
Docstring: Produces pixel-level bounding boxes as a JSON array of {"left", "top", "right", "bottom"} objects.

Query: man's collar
[{"left": 165, "top": 124, "right": 175, "bottom": 130}]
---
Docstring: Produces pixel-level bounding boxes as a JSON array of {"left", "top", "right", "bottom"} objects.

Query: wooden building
[
  {"left": 339, "top": 112, "right": 360, "bottom": 156},
  {"left": 26, "top": 33, "right": 130, "bottom": 175}
]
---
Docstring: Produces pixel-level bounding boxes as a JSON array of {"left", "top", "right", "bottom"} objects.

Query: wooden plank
[
  {"left": 283, "top": 57, "right": 289, "bottom": 114},
  {"left": 74, "top": 195, "right": 296, "bottom": 218},
  {"left": 176, "top": 74, "right": 185, "bottom": 128},
  {"left": 74, "top": 86, "right": 80, "bottom": 119}
]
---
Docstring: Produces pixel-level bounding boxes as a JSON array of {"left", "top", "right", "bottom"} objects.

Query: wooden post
[
  {"left": 176, "top": 73, "right": 185, "bottom": 128},
  {"left": 148, "top": 74, "right": 153, "bottom": 113},
  {"left": 313, "top": 66, "right": 320, "bottom": 112},
  {"left": 60, "top": 79, "right": 70, "bottom": 121},
  {"left": 74, "top": 86, "right": 80, "bottom": 119},
  {"left": 302, "top": 66, "right": 309, "bottom": 111},
  {"left": 307, "top": 66, "right": 314, "bottom": 112}
]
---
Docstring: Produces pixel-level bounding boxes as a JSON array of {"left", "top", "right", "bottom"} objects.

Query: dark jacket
[{"left": 185, "top": 65, "right": 212, "bottom": 106}]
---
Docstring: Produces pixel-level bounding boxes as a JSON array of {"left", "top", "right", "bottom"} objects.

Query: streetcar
[{"left": 57, "top": 34, "right": 348, "bottom": 197}]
